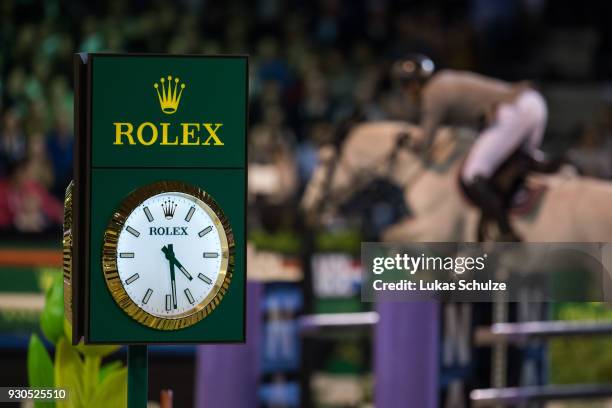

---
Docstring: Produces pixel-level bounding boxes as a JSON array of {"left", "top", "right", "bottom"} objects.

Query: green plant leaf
[
  {"left": 89, "top": 367, "right": 127, "bottom": 408},
  {"left": 99, "top": 361, "right": 123, "bottom": 383},
  {"left": 63, "top": 318, "right": 72, "bottom": 343},
  {"left": 63, "top": 318, "right": 121, "bottom": 358},
  {"left": 27, "top": 334, "right": 55, "bottom": 408},
  {"left": 82, "top": 356, "right": 101, "bottom": 403},
  {"left": 76, "top": 343, "right": 121, "bottom": 358},
  {"left": 40, "top": 273, "right": 65, "bottom": 344},
  {"left": 55, "top": 338, "right": 84, "bottom": 408}
]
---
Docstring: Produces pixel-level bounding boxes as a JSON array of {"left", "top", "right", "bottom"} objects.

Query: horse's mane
[{"left": 434, "top": 127, "right": 476, "bottom": 169}]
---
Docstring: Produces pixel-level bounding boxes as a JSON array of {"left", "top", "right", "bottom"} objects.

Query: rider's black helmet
[{"left": 391, "top": 54, "right": 435, "bottom": 83}]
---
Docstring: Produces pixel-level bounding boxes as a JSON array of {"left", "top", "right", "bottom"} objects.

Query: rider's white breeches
[{"left": 461, "top": 89, "right": 547, "bottom": 182}]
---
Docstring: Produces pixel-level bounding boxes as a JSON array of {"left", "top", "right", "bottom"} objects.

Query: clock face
[{"left": 103, "top": 181, "right": 233, "bottom": 330}]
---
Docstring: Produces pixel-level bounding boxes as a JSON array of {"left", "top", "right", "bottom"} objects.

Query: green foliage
[
  {"left": 248, "top": 229, "right": 302, "bottom": 254},
  {"left": 27, "top": 269, "right": 126, "bottom": 408},
  {"left": 315, "top": 230, "right": 361, "bottom": 253},
  {"left": 89, "top": 366, "right": 127, "bottom": 408},
  {"left": 55, "top": 338, "right": 85, "bottom": 407},
  {"left": 98, "top": 361, "right": 123, "bottom": 383},
  {"left": 549, "top": 302, "right": 612, "bottom": 384},
  {"left": 37, "top": 268, "right": 62, "bottom": 293},
  {"left": 40, "top": 273, "right": 64, "bottom": 344},
  {"left": 27, "top": 334, "right": 55, "bottom": 408}
]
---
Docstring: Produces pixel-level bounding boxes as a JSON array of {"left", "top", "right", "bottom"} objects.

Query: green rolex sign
[{"left": 69, "top": 54, "right": 247, "bottom": 344}]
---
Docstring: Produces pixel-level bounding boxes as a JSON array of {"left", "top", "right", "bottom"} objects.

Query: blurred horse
[{"left": 301, "top": 121, "right": 612, "bottom": 242}]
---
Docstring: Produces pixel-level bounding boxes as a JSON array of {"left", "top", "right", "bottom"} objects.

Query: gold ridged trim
[
  {"left": 62, "top": 181, "right": 74, "bottom": 323},
  {"left": 102, "top": 181, "right": 235, "bottom": 331}
]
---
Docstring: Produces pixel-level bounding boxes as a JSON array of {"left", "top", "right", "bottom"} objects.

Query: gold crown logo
[{"left": 153, "top": 75, "right": 186, "bottom": 114}]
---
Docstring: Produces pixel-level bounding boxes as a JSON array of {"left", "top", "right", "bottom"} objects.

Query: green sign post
[{"left": 69, "top": 53, "right": 248, "bottom": 406}]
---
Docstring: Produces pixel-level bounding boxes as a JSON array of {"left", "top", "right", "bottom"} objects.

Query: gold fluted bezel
[
  {"left": 63, "top": 181, "right": 74, "bottom": 323},
  {"left": 102, "top": 181, "right": 234, "bottom": 331}
]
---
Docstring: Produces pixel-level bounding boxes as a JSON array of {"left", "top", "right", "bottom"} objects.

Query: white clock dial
[{"left": 115, "top": 191, "right": 224, "bottom": 318}]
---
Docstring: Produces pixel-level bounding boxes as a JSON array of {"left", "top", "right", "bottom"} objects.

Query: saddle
[{"left": 459, "top": 150, "right": 548, "bottom": 240}]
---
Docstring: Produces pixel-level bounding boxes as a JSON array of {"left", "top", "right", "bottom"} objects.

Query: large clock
[{"left": 102, "top": 181, "right": 234, "bottom": 330}]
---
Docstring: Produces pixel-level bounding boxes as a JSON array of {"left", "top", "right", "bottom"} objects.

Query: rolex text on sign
[
  {"left": 112, "top": 74, "right": 225, "bottom": 147},
  {"left": 112, "top": 122, "right": 224, "bottom": 146}
]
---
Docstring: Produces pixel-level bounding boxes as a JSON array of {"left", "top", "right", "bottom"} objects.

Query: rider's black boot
[
  {"left": 464, "top": 176, "right": 521, "bottom": 242},
  {"left": 528, "top": 155, "right": 564, "bottom": 174}
]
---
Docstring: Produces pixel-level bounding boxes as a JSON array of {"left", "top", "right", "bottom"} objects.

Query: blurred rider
[{"left": 393, "top": 54, "right": 550, "bottom": 241}]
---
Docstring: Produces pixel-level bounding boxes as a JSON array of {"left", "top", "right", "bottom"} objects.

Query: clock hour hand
[
  {"left": 161, "top": 245, "right": 193, "bottom": 281},
  {"left": 174, "top": 260, "right": 193, "bottom": 281}
]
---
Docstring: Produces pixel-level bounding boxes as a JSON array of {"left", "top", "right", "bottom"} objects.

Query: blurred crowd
[{"left": 1, "top": 0, "right": 611, "bottom": 234}]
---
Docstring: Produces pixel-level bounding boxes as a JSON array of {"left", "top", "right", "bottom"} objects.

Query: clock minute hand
[
  {"left": 170, "top": 257, "right": 177, "bottom": 309},
  {"left": 161, "top": 245, "right": 177, "bottom": 309}
]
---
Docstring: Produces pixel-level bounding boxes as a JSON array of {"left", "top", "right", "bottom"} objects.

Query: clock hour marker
[
  {"left": 198, "top": 226, "right": 213, "bottom": 237},
  {"left": 142, "top": 289, "right": 153, "bottom": 304},
  {"left": 165, "top": 295, "right": 171, "bottom": 311},
  {"left": 126, "top": 226, "right": 140, "bottom": 237},
  {"left": 119, "top": 252, "right": 134, "bottom": 258},
  {"left": 198, "top": 273, "right": 212, "bottom": 285},
  {"left": 203, "top": 252, "right": 219, "bottom": 258},
  {"left": 184, "top": 288, "right": 195, "bottom": 304},
  {"left": 125, "top": 273, "right": 140, "bottom": 285},
  {"left": 143, "top": 206, "right": 154, "bottom": 222},
  {"left": 185, "top": 206, "right": 195, "bottom": 222}
]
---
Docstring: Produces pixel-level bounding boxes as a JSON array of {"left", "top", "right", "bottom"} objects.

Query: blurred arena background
[{"left": 1, "top": 0, "right": 612, "bottom": 407}]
